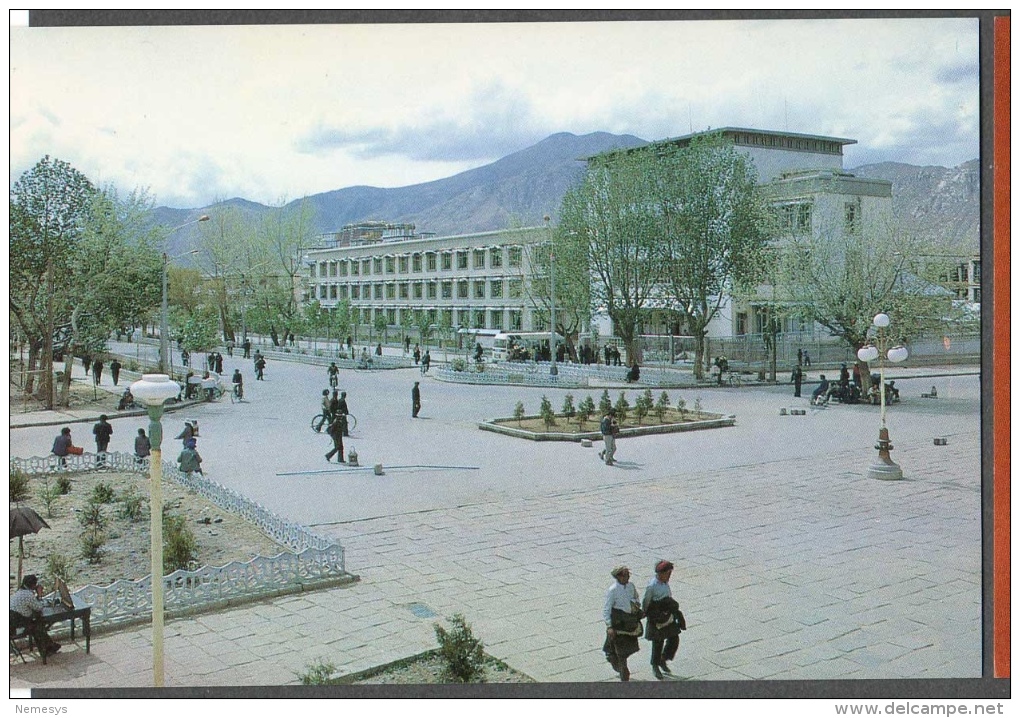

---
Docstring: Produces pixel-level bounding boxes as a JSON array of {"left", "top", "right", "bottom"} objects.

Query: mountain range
[{"left": 153, "top": 132, "right": 980, "bottom": 258}]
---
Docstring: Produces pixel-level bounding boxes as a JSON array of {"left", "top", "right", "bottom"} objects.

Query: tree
[
  {"left": 777, "top": 217, "right": 958, "bottom": 393},
  {"left": 416, "top": 310, "right": 434, "bottom": 347},
  {"left": 655, "top": 391, "right": 671, "bottom": 422},
  {"left": 559, "top": 150, "right": 660, "bottom": 364},
  {"left": 539, "top": 396, "right": 556, "bottom": 429},
  {"left": 561, "top": 394, "right": 576, "bottom": 422},
  {"left": 513, "top": 401, "right": 526, "bottom": 427},
  {"left": 10, "top": 156, "right": 98, "bottom": 406},
  {"left": 577, "top": 396, "right": 596, "bottom": 429},
  {"left": 651, "top": 134, "right": 776, "bottom": 379},
  {"left": 614, "top": 392, "right": 630, "bottom": 424},
  {"left": 635, "top": 388, "right": 654, "bottom": 425}
]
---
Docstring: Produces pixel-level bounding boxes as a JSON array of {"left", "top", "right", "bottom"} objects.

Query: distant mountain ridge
[{"left": 153, "top": 132, "right": 979, "bottom": 257}]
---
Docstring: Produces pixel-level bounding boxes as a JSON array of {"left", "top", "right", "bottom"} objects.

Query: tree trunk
[
  {"left": 59, "top": 353, "right": 74, "bottom": 407},
  {"left": 24, "top": 342, "right": 40, "bottom": 395},
  {"left": 693, "top": 335, "right": 707, "bottom": 380},
  {"left": 270, "top": 327, "right": 280, "bottom": 346}
]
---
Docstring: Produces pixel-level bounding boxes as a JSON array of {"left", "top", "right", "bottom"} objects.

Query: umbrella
[{"left": 10, "top": 507, "right": 50, "bottom": 587}]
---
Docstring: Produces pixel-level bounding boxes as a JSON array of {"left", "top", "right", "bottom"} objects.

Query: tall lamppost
[
  {"left": 129, "top": 374, "right": 183, "bottom": 687},
  {"left": 545, "top": 215, "right": 558, "bottom": 376},
  {"left": 857, "top": 313, "right": 909, "bottom": 480},
  {"left": 159, "top": 216, "right": 210, "bottom": 374}
]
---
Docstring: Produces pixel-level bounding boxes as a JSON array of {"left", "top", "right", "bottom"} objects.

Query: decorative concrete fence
[
  {"left": 10, "top": 452, "right": 355, "bottom": 629},
  {"left": 437, "top": 361, "right": 696, "bottom": 388}
]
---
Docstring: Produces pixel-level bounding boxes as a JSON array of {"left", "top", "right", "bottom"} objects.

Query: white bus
[{"left": 491, "top": 332, "right": 564, "bottom": 362}]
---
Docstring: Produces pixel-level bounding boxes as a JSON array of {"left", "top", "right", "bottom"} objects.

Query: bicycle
[
  {"left": 230, "top": 382, "right": 244, "bottom": 403},
  {"left": 311, "top": 413, "right": 357, "bottom": 433},
  {"left": 328, "top": 373, "right": 339, "bottom": 389}
]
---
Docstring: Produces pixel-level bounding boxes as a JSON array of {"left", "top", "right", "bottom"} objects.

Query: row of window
[
  {"left": 337, "top": 306, "right": 526, "bottom": 332},
  {"left": 777, "top": 202, "right": 862, "bottom": 235},
  {"left": 313, "top": 279, "right": 524, "bottom": 301},
  {"left": 310, "top": 246, "right": 524, "bottom": 278}
]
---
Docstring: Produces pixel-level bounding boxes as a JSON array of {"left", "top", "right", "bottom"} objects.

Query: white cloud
[{"left": 10, "top": 18, "right": 979, "bottom": 209}]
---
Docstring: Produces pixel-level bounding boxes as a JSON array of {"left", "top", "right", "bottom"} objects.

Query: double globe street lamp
[{"left": 857, "top": 313, "right": 909, "bottom": 481}]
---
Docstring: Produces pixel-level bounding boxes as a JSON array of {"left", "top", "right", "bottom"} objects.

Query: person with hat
[
  {"left": 642, "top": 560, "right": 683, "bottom": 679},
  {"left": 10, "top": 574, "right": 61, "bottom": 657},
  {"left": 602, "top": 566, "right": 642, "bottom": 681},
  {"left": 598, "top": 408, "right": 619, "bottom": 465}
]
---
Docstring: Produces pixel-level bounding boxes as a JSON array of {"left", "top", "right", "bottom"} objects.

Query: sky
[{"left": 10, "top": 16, "right": 980, "bottom": 210}]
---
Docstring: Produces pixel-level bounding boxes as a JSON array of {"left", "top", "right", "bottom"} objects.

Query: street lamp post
[
  {"left": 129, "top": 374, "right": 183, "bottom": 687},
  {"left": 159, "top": 216, "right": 209, "bottom": 374},
  {"left": 545, "top": 216, "right": 557, "bottom": 376},
  {"left": 857, "top": 313, "right": 909, "bottom": 480}
]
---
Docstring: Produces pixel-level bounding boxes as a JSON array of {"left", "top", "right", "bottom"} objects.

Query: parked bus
[{"left": 491, "top": 332, "right": 564, "bottom": 363}]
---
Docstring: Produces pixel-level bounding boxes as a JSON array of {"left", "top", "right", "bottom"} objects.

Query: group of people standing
[
  {"left": 79, "top": 355, "right": 123, "bottom": 386},
  {"left": 603, "top": 560, "right": 686, "bottom": 681}
]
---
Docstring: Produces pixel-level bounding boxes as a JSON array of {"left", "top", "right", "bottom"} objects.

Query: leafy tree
[
  {"left": 539, "top": 396, "right": 556, "bottom": 429},
  {"left": 577, "top": 396, "right": 596, "bottom": 429},
  {"left": 433, "top": 614, "right": 487, "bottom": 683},
  {"left": 655, "top": 391, "right": 671, "bottom": 422},
  {"left": 416, "top": 309, "right": 434, "bottom": 347},
  {"left": 650, "top": 134, "right": 776, "bottom": 379},
  {"left": 635, "top": 388, "right": 654, "bottom": 424},
  {"left": 559, "top": 149, "right": 660, "bottom": 363},
  {"left": 373, "top": 313, "right": 389, "bottom": 345},
  {"left": 10, "top": 156, "right": 98, "bottom": 406},
  {"left": 561, "top": 394, "right": 576, "bottom": 421},
  {"left": 513, "top": 401, "right": 526, "bottom": 426},
  {"left": 598, "top": 390, "right": 612, "bottom": 417},
  {"left": 776, "top": 217, "right": 958, "bottom": 393},
  {"left": 614, "top": 392, "right": 630, "bottom": 424}
]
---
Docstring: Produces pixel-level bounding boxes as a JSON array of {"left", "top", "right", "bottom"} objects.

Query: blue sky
[{"left": 10, "top": 17, "right": 980, "bottom": 209}]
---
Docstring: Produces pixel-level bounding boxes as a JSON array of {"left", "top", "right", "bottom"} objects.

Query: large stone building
[{"left": 302, "top": 225, "right": 550, "bottom": 340}]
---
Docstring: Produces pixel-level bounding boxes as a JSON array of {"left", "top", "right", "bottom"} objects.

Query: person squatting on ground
[
  {"left": 10, "top": 574, "right": 61, "bottom": 657},
  {"left": 599, "top": 408, "right": 619, "bottom": 465},
  {"left": 642, "top": 560, "right": 684, "bottom": 680},
  {"left": 603, "top": 566, "right": 642, "bottom": 681},
  {"left": 325, "top": 412, "right": 347, "bottom": 463}
]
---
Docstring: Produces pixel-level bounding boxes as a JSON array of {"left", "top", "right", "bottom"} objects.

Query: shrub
[
  {"left": 656, "top": 392, "right": 671, "bottom": 422},
  {"left": 80, "top": 531, "right": 105, "bottom": 564},
  {"left": 598, "top": 390, "right": 612, "bottom": 416},
  {"left": 676, "top": 395, "right": 686, "bottom": 419},
  {"left": 450, "top": 358, "right": 467, "bottom": 372},
  {"left": 298, "top": 658, "right": 338, "bottom": 685},
  {"left": 434, "top": 614, "right": 487, "bottom": 683},
  {"left": 513, "top": 401, "right": 526, "bottom": 426},
  {"left": 91, "top": 482, "right": 116, "bottom": 504},
  {"left": 46, "top": 553, "right": 77, "bottom": 586},
  {"left": 694, "top": 397, "right": 702, "bottom": 415},
  {"left": 117, "top": 488, "right": 145, "bottom": 522},
  {"left": 163, "top": 512, "right": 198, "bottom": 573},
  {"left": 561, "top": 394, "right": 576, "bottom": 421},
  {"left": 56, "top": 475, "right": 73, "bottom": 495},
  {"left": 39, "top": 480, "right": 62, "bottom": 518},
  {"left": 10, "top": 469, "right": 30, "bottom": 503},
  {"left": 614, "top": 392, "right": 630, "bottom": 424},
  {"left": 78, "top": 501, "right": 107, "bottom": 532},
  {"left": 539, "top": 396, "right": 556, "bottom": 429},
  {"left": 635, "top": 389, "right": 653, "bottom": 424},
  {"left": 577, "top": 396, "right": 596, "bottom": 429}
]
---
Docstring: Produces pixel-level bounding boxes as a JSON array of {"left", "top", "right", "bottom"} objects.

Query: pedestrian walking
[
  {"left": 791, "top": 365, "right": 803, "bottom": 398},
  {"left": 175, "top": 419, "right": 199, "bottom": 446},
  {"left": 405, "top": 336, "right": 411, "bottom": 354},
  {"left": 255, "top": 354, "right": 266, "bottom": 380},
  {"left": 177, "top": 438, "right": 203, "bottom": 478},
  {"left": 413, "top": 344, "right": 421, "bottom": 365},
  {"left": 411, "top": 381, "right": 421, "bottom": 418},
  {"left": 109, "top": 359, "right": 122, "bottom": 386},
  {"left": 243, "top": 338, "right": 251, "bottom": 359},
  {"left": 338, "top": 391, "right": 350, "bottom": 436},
  {"left": 603, "top": 566, "right": 642, "bottom": 682},
  {"left": 803, "top": 350, "right": 811, "bottom": 367},
  {"left": 421, "top": 350, "right": 431, "bottom": 374},
  {"left": 82, "top": 353, "right": 91, "bottom": 375},
  {"left": 375, "top": 342, "right": 383, "bottom": 356},
  {"left": 214, "top": 352, "right": 224, "bottom": 375},
  {"left": 182, "top": 348, "right": 190, "bottom": 367},
  {"left": 93, "top": 414, "right": 113, "bottom": 463},
  {"left": 92, "top": 358, "right": 104, "bottom": 385},
  {"left": 226, "top": 339, "right": 234, "bottom": 357},
  {"left": 797, "top": 348, "right": 803, "bottom": 366},
  {"left": 325, "top": 413, "right": 347, "bottom": 463},
  {"left": 598, "top": 408, "right": 619, "bottom": 465},
  {"left": 134, "top": 428, "right": 150, "bottom": 466},
  {"left": 319, "top": 389, "right": 332, "bottom": 430},
  {"left": 643, "top": 560, "right": 684, "bottom": 680}
]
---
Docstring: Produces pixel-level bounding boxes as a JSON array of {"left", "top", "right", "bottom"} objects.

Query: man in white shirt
[
  {"left": 10, "top": 574, "right": 61, "bottom": 656},
  {"left": 602, "top": 566, "right": 641, "bottom": 681}
]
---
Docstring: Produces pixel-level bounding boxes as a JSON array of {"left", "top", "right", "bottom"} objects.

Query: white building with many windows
[{"left": 302, "top": 225, "right": 550, "bottom": 339}]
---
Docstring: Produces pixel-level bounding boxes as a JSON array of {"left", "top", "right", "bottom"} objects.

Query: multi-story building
[{"left": 302, "top": 225, "right": 550, "bottom": 339}]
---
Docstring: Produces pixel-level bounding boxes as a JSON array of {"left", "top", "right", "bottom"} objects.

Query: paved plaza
[{"left": 9, "top": 342, "right": 982, "bottom": 689}]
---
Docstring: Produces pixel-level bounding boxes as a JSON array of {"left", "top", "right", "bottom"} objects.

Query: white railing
[
  {"left": 10, "top": 452, "right": 353, "bottom": 628},
  {"left": 436, "top": 361, "right": 695, "bottom": 388}
]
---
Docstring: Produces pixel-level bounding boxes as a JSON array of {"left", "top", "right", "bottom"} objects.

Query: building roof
[{"left": 588, "top": 127, "right": 857, "bottom": 162}]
